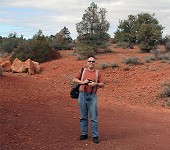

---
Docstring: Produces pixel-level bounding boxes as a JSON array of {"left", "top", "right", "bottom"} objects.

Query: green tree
[
  {"left": 11, "top": 40, "right": 30, "bottom": 61},
  {"left": 114, "top": 12, "right": 164, "bottom": 52},
  {"left": 114, "top": 15, "right": 137, "bottom": 44},
  {"left": 12, "top": 30, "right": 60, "bottom": 63},
  {"left": 164, "top": 35, "right": 170, "bottom": 51},
  {"left": 76, "top": 2, "right": 110, "bottom": 54},
  {"left": 51, "top": 27, "right": 73, "bottom": 50},
  {"left": 0, "top": 33, "right": 24, "bottom": 53}
]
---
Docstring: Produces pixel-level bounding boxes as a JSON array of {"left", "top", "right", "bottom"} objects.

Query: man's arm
[
  {"left": 73, "top": 78, "right": 89, "bottom": 85},
  {"left": 88, "top": 81, "right": 104, "bottom": 88}
]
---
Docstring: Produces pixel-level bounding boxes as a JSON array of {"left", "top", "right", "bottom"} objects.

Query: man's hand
[
  {"left": 82, "top": 78, "right": 91, "bottom": 85},
  {"left": 88, "top": 81, "right": 97, "bottom": 87}
]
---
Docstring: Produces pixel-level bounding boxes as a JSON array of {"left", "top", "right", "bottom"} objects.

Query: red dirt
[{"left": 1, "top": 46, "right": 170, "bottom": 150}]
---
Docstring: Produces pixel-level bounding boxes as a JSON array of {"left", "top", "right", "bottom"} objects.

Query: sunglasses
[{"left": 88, "top": 61, "right": 95, "bottom": 63}]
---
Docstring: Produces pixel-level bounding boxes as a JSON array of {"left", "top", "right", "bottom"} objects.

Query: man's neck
[{"left": 88, "top": 67, "right": 95, "bottom": 72}]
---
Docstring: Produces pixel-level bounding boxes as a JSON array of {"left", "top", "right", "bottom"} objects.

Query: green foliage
[
  {"left": 0, "top": 66, "right": 3, "bottom": 75},
  {"left": 115, "top": 42, "right": 133, "bottom": 49},
  {"left": 150, "top": 50, "right": 162, "bottom": 60},
  {"left": 137, "top": 22, "right": 163, "bottom": 52},
  {"left": 165, "top": 35, "right": 170, "bottom": 51},
  {"left": 11, "top": 40, "right": 30, "bottom": 62},
  {"left": 76, "top": 2, "right": 110, "bottom": 54},
  {"left": 49, "top": 27, "right": 73, "bottom": 50},
  {"left": 157, "top": 83, "right": 170, "bottom": 107},
  {"left": 0, "top": 46, "right": 5, "bottom": 57},
  {"left": 114, "top": 12, "right": 164, "bottom": 52},
  {"left": 160, "top": 84, "right": 170, "bottom": 98},
  {"left": 76, "top": 44, "right": 96, "bottom": 60},
  {"left": 110, "top": 62, "right": 119, "bottom": 68},
  {"left": 123, "top": 57, "right": 141, "bottom": 65},
  {"left": 12, "top": 30, "right": 60, "bottom": 63},
  {"left": 0, "top": 33, "right": 24, "bottom": 53},
  {"left": 98, "top": 63, "right": 109, "bottom": 70},
  {"left": 144, "top": 56, "right": 155, "bottom": 63},
  {"left": 114, "top": 15, "right": 137, "bottom": 44}
]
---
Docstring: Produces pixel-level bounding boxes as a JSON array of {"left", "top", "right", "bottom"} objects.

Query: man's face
[{"left": 87, "top": 57, "right": 95, "bottom": 69}]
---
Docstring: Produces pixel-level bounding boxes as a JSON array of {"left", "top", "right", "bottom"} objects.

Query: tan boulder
[
  {"left": 0, "top": 58, "right": 11, "bottom": 72},
  {"left": 11, "top": 58, "right": 27, "bottom": 73},
  {"left": 24, "top": 59, "right": 35, "bottom": 75},
  {"left": 32, "top": 61, "right": 41, "bottom": 73},
  {"left": 11, "top": 58, "right": 41, "bottom": 75}
]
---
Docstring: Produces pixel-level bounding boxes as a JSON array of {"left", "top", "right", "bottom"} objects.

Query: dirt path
[{"left": 1, "top": 49, "right": 170, "bottom": 150}]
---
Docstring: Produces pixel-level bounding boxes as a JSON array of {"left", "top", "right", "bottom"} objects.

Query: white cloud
[{"left": 0, "top": 0, "right": 170, "bottom": 39}]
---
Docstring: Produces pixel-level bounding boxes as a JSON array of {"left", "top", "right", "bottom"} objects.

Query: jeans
[{"left": 78, "top": 91, "right": 98, "bottom": 137}]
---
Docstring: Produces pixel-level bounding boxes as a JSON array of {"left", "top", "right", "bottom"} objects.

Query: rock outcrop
[
  {"left": 0, "top": 57, "right": 41, "bottom": 75},
  {"left": 0, "top": 58, "right": 11, "bottom": 72},
  {"left": 11, "top": 58, "right": 41, "bottom": 75}
]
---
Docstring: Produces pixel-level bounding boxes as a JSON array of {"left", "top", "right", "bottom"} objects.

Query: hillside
[{"left": 1, "top": 45, "right": 170, "bottom": 150}]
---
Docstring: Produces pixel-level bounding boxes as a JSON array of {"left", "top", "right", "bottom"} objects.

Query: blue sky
[{"left": 0, "top": 0, "right": 170, "bottom": 39}]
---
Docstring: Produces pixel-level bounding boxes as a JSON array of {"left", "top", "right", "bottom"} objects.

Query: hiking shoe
[
  {"left": 80, "top": 135, "right": 88, "bottom": 140},
  {"left": 93, "top": 137, "right": 99, "bottom": 144}
]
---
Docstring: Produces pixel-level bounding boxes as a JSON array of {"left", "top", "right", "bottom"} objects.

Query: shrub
[
  {"left": 159, "top": 83, "right": 170, "bottom": 107},
  {"left": 110, "top": 62, "right": 119, "bottom": 68},
  {"left": 165, "top": 36, "right": 170, "bottom": 51},
  {"left": 160, "top": 52, "right": 170, "bottom": 60},
  {"left": 162, "top": 99, "right": 170, "bottom": 107},
  {"left": 99, "top": 63, "right": 109, "bottom": 70},
  {"left": 123, "top": 57, "right": 142, "bottom": 65},
  {"left": 0, "top": 66, "right": 3, "bottom": 75},
  {"left": 116, "top": 42, "right": 133, "bottom": 49},
  {"left": 150, "top": 49, "right": 162, "bottom": 60},
  {"left": 160, "top": 84, "right": 170, "bottom": 98},
  {"left": 144, "top": 56, "right": 155, "bottom": 63},
  {"left": 124, "top": 67, "right": 130, "bottom": 71},
  {"left": 104, "top": 48, "right": 114, "bottom": 53},
  {"left": 75, "top": 45, "right": 96, "bottom": 60}
]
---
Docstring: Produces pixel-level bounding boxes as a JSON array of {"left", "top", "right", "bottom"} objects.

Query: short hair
[{"left": 88, "top": 56, "right": 95, "bottom": 59}]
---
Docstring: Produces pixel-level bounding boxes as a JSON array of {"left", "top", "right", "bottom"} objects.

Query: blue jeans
[{"left": 78, "top": 92, "right": 98, "bottom": 137}]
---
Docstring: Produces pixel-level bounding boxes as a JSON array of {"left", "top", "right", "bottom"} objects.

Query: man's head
[{"left": 87, "top": 56, "right": 95, "bottom": 70}]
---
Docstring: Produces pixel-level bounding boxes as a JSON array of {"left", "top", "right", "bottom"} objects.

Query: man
[{"left": 73, "top": 56, "right": 104, "bottom": 144}]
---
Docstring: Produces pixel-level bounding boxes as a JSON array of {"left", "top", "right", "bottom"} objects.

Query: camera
[{"left": 87, "top": 79, "right": 93, "bottom": 83}]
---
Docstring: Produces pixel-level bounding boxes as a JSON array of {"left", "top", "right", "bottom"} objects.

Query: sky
[{"left": 0, "top": 0, "right": 170, "bottom": 39}]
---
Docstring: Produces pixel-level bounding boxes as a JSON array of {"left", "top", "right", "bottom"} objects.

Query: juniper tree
[{"left": 76, "top": 2, "right": 110, "bottom": 53}]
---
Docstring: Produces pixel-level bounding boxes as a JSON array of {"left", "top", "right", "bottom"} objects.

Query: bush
[
  {"left": 0, "top": 66, "right": 3, "bottom": 75},
  {"left": 99, "top": 63, "right": 109, "bottom": 70},
  {"left": 150, "top": 50, "right": 162, "bottom": 60},
  {"left": 165, "top": 36, "right": 170, "bottom": 51},
  {"left": 110, "top": 62, "right": 119, "bottom": 68},
  {"left": 162, "top": 99, "right": 170, "bottom": 107},
  {"left": 160, "top": 52, "right": 170, "bottom": 60},
  {"left": 114, "top": 13, "right": 163, "bottom": 52},
  {"left": 160, "top": 84, "right": 170, "bottom": 98},
  {"left": 123, "top": 57, "right": 142, "bottom": 65},
  {"left": 75, "top": 45, "right": 96, "bottom": 60},
  {"left": 104, "top": 48, "right": 114, "bottom": 53},
  {"left": 116, "top": 42, "right": 133, "bottom": 49},
  {"left": 159, "top": 83, "right": 170, "bottom": 107},
  {"left": 144, "top": 56, "right": 155, "bottom": 63},
  {"left": 12, "top": 31, "right": 61, "bottom": 63}
]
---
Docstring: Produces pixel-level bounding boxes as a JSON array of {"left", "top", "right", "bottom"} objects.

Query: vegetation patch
[
  {"left": 98, "top": 63, "right": 109, "bottom": 70},
  {"left": 158, "top": 83, "right": 170, "bottom": 108},
  {"left": 123, "top": 57, "right": 142, "bottom": 65},
  {"left": 0, "top": 66, "right": 3, "bottom": 75},
  {"left": 110, "top": 62, "right": 119, "bottom": 68}
]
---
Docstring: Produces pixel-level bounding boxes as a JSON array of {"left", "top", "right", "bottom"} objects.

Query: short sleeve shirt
[{"left": 75, "top": 68, "right": 103, "bottom": 93}]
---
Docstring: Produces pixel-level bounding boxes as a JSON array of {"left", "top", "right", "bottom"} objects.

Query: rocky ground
[{"left": 1, "top": 46, "right": 170, "bottom": 150}]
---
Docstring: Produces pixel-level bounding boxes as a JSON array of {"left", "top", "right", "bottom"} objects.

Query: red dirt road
[{"left": 1, "top": 48, "right": 170, "bottom": 150}]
